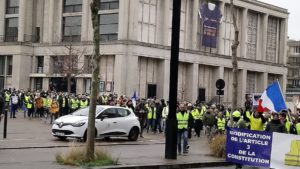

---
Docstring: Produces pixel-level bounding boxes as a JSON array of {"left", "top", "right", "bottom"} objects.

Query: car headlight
[{"left": 71, "top": 121, "right": 86, "bottom": 127}]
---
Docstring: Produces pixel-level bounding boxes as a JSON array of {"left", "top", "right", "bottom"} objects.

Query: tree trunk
[
  {"left": 231, "top": 0, "right": 239, "bottom": 111},
  {"left": 86, "top": 0, "right": 100, "bottom": 161}
]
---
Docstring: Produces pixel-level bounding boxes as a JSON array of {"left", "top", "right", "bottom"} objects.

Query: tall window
[
  {"left": 62, "top": 16, "right": 81, "bottom": 42},
  {"left": 63, "top": 0, "right": 82, "bottom": 13},
  {"left": 37, "top": 56, "right": 44, "bottom": 73},
  {"left": 6, "top": 0, "right": 19, "bottom": 14},
  {"left": 5, "top": 18, "right": 18, "bottom": 42},
  {"left": 100, "top": 14, "right": 118, "bottom": 41},
  {"left": 266, "top": 17, "right": 278, "bottom": 63},
  {"left": 0, "top": 56, "right": 13, "bottom": 89},
  {"left": 100, "top": 0, "right": 119, "bottom": 10},
  {"left": 247, "top": 12, "right": 258, "bottom": 59},
  {"left": 35, "top": 78, "right": 43, "bottom": 90}
]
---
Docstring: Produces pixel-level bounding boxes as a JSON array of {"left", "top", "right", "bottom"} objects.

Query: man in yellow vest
[
  {"left": 216, "top": 111, "right": 226, "bottom": 134},
  {"left": 245, "top": 110, "right": 266, "bottom": 131},
  {"left": 80, "top": 96, "right": 89, "bottom": 109},
  {"left": 192, "top": 105, "right": 203, "bottom": 137},
  {"left": 146, "top": 101, "right": 156, "bottom": 133},
  {"left": 70, "top": 95, "right": 79, "bottom": 113},
  {"left": 280, "top": 112, "right": 296, "bottom": 134},
  {"left": 177, "top": 103, "right": 190, "bottom": 155}
]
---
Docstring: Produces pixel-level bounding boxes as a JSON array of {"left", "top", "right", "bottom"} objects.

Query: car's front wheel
[
  {"left": 83, "top": 129, "right": 97, "bottom": 142},
  {"left": 128, "top": 127, "right": 139, "bottom": 141}
]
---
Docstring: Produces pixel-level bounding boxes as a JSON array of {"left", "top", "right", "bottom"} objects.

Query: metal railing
[{"left": 0, "top": 35, "right": 18, "bottom": 42}]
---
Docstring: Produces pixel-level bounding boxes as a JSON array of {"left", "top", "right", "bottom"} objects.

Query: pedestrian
[
  {"left": 0, "top": 91, "right": 5, "bottom": 123},
  {"left": 154, "top": 100, "right": 163, "bottom": 133},
  {"left": 10, "top": 92, "right": 19, "bottom": 118},
  {"left": 279, "top": 111, "right": 296, "bottom": 134},
  {"left": 192, "top": 105, "right": 202, "bottom": 137},
  {"left": 146, "top": 102, "right": 156, "bottom": 133},
  {"left": 265, "top": 112, "right": 286, "bottom": 133},
  {"left": 162, "top": 101, "right": 169, "bottom": 132},
  {"left": 134, "top": 100, "right": 148, "bottom": 138},
  {"left": 177, "top": 103, "right": 190, "bottom": 155},
  {"left": 186, "top": 103, "right": 194, "bottom": 139},
  {"left": 245, "top": 110, "right": 266, "bottom": 131},
  {"left": 50, "top": 97, "right": 59, "bottom": 124},
  {"left": 203, "top": 107, "right": 217, "bottom": 142},
  {"left": 227, "top": 110, "right": 247, "bottom": 169},
  {"left": 35, "top": 94, "right": 44, "bottom": 118},
  {"left": 216, "top": 111, "right": 226, "bottom": 134},
  {"left": 27, "top": 95, "right": 34, "bottom": 119}
]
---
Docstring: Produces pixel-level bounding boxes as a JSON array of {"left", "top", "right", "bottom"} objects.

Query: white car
[{"left": 52, "top": 105, "right": 140, "bottom": 141}]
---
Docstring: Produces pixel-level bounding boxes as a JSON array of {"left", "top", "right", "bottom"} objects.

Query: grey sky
[{"left": 259, "top": 0, "right": 300, "bottom": 40}]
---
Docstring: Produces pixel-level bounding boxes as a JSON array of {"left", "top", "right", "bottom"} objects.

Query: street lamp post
[{"left": 165, "top": 0, "right": 181, "bottom": 160}]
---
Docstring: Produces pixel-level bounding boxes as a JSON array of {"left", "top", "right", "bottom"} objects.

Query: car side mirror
[{"left": 100, "top": 114, "right": 108, "bottom": 121}]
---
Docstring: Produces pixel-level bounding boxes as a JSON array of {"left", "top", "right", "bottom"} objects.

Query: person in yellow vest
[
  {"left": 279, "top": 112, "right": 296, "bottom": 134},
  {"left": 80, "top": 96, "right": 89, "bottom": 109},
  {"left": 177, "top": 103, "right": 190, "bottom": 155},
  {"left": 50, "top": 97, "right": 59, "bottom": 124},
  {"left": 35, "top": 95, "right": 44, "bottom": 118},
  {"left": 146, "top": 102, "right": 156, "bottom": 133},
  {"left": 192, "top": 105, "right": 202, "bottom": 137},
  {"left": 27, "top": 95, "right": 34, "bottom": 119},
  {"left": 245, "top": 110, "right": 266, "bottom": 131},
  {"left": 70, "top": 95, "right": 79, "bottom": 113},
  {"left": 216, "top": 111, "right": 226, "bottom": 134},
  {"left": 296, "top": 118, "right": 300, "bottom": 135}
]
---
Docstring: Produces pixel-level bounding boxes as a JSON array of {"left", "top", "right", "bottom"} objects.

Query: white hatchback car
[{"left": 52, "top": 105, "right": 140, "bottom": 141}]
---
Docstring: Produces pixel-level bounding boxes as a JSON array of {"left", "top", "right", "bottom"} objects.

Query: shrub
[
  {"left": 209, "top": 134, "right": 226, "bottom": 158},
  {"left": 56, "top": 142, "right": 116, "bottom": 167}
]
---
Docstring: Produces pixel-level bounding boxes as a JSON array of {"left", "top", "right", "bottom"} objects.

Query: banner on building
[
  {"left": 200, "top": 3, "right": 222, "bottom": 48},
  {"left": 226, "top": 127, "right": 300, "bottom": 168}
]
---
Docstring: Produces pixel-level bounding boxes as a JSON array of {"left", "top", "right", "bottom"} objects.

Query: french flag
[{"left": 258, "top": 81, "right": 287, "bottom": 113}]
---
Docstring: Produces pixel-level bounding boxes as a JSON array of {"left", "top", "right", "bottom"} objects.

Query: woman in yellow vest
[{"left": 245, "top": 110, "right": 267, "bottom": 131}]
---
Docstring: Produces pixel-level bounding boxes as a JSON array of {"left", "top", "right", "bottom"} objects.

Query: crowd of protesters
[{"left": 1, "top": 88, "right": 300, "bottom": 159}]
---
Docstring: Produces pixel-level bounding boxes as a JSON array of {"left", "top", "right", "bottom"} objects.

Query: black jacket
[{"left": 265, "top": 119, "right": 286, "bottom": 133}]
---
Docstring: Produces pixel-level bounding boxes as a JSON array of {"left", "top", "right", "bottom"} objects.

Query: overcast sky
[{"left": 259, "top": 0, "right": 300, "bottom": 40}]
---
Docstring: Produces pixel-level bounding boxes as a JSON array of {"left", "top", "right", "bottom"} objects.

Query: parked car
[{"left": 52, "top": 105, "right": 140, "bottom": 141}]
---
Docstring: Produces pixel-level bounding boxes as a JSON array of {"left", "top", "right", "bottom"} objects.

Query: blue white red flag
[{"left": 258, "top": 81, "right": 287, "bottom": 113}]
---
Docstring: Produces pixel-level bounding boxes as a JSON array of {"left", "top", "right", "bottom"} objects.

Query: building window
[
  {"left": 247, "top": 12, "right": 258, "bottom": 60},
  {"left": 6, "top": 0, "right": 19, "bottom": 14},
  {"left": 35, "top": 78, "right": 43, "bottom": 90},
  {"left": 246, "top": 72, "right": 256, "bottom": 94},
  {"left": 100, "top": 0, "right": 119, "bottom": 10},
  {"left": 62, "top": 16, "right": 81, "bottom": 42},
  {"left": 100, "top": 14, "right": 118, "bottom": 41},
  {"left": 0, "top": 55, "right": 13, "bottom": 89},
  {"left": 5, "top": 18, "right": 18, "bottom": 42},
  {"left": 266, "top": 17, "right": 278, "bottom": 63},
  {"left": 63, "top": 0, "right": 82, "bottom": 13},
  {"left": 37, "top": 56, "right": 44, "bottom": 73}
]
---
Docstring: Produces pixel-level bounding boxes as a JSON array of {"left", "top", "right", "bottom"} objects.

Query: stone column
[
  {"left": 42, "top": 78, "right": 49, "bottom": 91},
  {"left": 163, "top": 0, "right": 170, "bottom": 46},
  {"left": 48, "top": 0, "right": 54, "bottom": 42},
  {"left": 192, "top": 0, "right": 200, "bottom": 50},
  {"left": 81, "top": 0, "right": 89, "bottom": 41},
  {"left": 12, "top": 54, "right": 31, "bottom": 89},
  {"left": 240, "top": 8, "right": 248, "bottom": 58},
  {"left": 18, "top": 0, "right": 27, "bottom": 41},
  {"left": 279, "top": 18, "right": 288, "bottom": 65},
  {"left": 43, "top": 55, "right": 50, "bottom": 74},
  {"left": 257, "top": 72, "right": 268, "bottom": 93},
  {"left": 118, "top": 0, "right": 129, "bottom": 40},
  {"left": 125, "top": 54, "right": 139, "bottom": 96},
  {"left": 0, "top": 0, "right": 5, "bottom": 41},
  {"left": 218, "top": 1, "right": 225, "bottom": 55},
  {"left": 157, "top": 59, "right": 170, "bottom": 100},
  {"left": 261, "top": 14, "right": 268, "bottom": 61},
  {"left": 237, "top": 69, "right": 247, "bottom": 108},
  {"left": 114, "top": 54, "right": 127, "bottom": 95},
  {"left": 185, "top": 63, "right": 199, "bottom": 102}
]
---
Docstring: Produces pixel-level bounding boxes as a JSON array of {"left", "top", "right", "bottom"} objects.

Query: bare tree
[
  {"left": 86, "top": 0, "right": 100, "bottom": 161},
  {"left": 49, "top": 43, "right": 88, "bottom": 93},
  {"left": 230, "top": 0, "right": 239, "bottom": 110}
]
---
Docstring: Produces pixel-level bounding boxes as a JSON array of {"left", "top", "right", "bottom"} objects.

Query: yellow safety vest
[
  {"left": 5, "top": 93, "right": 11, "bottom": 102},
  {"left": 200, "top": 106, "right": 206, "bottom": 120},
  {"left": 296, "top": 123, "right": 300, "bottom": 135},
  {"left": 285, "top": 121, "right": 292, "bottom": 134},
  {"left": 226, "top": 111, "right": 231, "bottom": 119},
  {"left": 177, "top": 112, "right": 189, "bottom": 129},
  {"left": 192, "top": 109, "right": 201, "bottom": 120},
  {"left": 27, "top": 102, "right": 33, "bottom": 109},
  {"left": 25, "top": 95, "right": 30, "bottom": 103},
  {"left": 71, "top": 99, "right": 78, "bottom": 109},
  {"left": 80, "top": 100, "right": 88, "bottom": 108},
  {"left": 246, "top": 112, "right": 264, "bottom": 131},
  {"left": 147, "top": 107, "right": 156, "bottom": 119},
  {"left": 217, "top": 118, "right": 226, "bottom": 131}
]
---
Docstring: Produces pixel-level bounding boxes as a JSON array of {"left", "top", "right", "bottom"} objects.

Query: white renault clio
[{"left": 52, "top": 105, "right": 140, "bottom": 141}]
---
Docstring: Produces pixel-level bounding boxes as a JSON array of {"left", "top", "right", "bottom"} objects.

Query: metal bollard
[{"left": 3, "top": 109, "right": 7, "bottom": 139}]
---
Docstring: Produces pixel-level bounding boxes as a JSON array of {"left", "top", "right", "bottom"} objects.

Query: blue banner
[{"left": 226, "top": 128, "right": 273, "bottom": 168}]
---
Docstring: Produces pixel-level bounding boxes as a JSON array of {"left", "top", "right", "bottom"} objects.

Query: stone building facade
[{"left": 0, "top": 0, "right": 289, "bottom": 107}]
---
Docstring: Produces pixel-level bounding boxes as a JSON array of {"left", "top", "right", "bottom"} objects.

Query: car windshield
[{"left": 72, "top": 107, "right": 104, "bottom": 116}]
